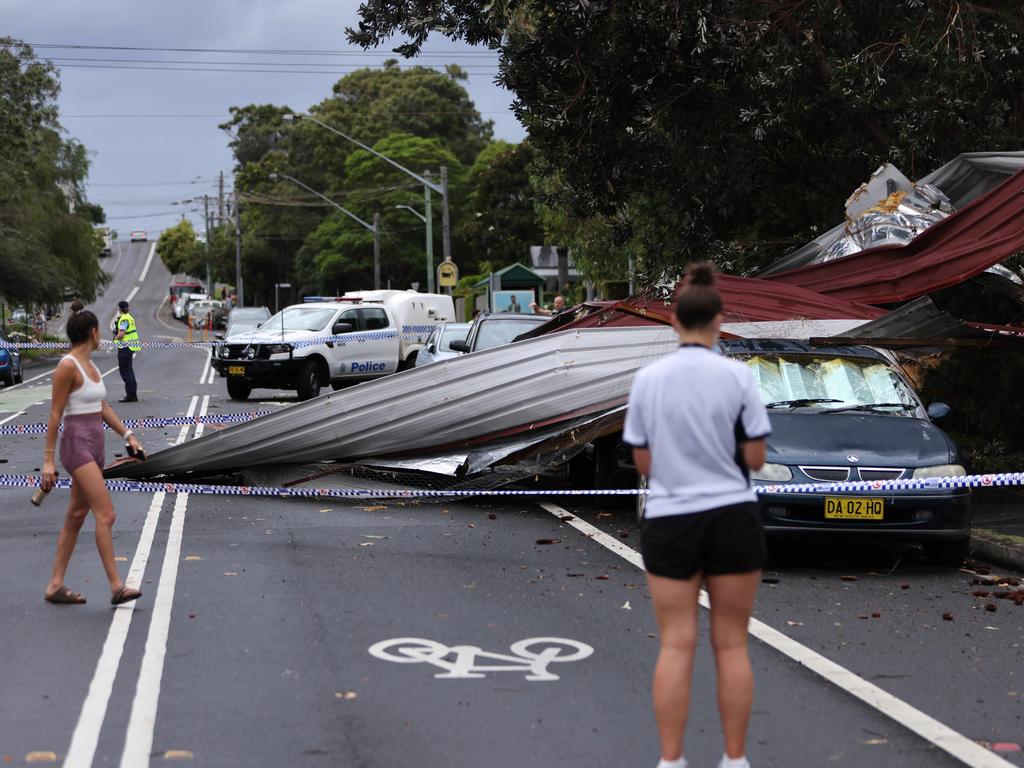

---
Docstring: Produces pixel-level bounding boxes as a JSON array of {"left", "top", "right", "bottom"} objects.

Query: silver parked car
[
  {"left": 415, "top": 322, "right": 471, "bottom": 367},
  {"left": 225, "top": 306, "right": 272, "bottom": 338}
]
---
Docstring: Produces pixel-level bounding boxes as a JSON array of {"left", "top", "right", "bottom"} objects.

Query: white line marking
[
  {"left": 63, "top": 492, "right": 166, "bottom": 768},
  {"left": 118, "top": 491, "right": 188, "bottom": 767},
  {"left": 5, "top": 366, "right": 58, "bottom": 390},
  {"left": 198, "top": 348, "right": 211, "bottom": 385},
  {"left": 0, "top": 410, "right": 26, "bottom": 426},
  {"left": 194, "top": 395, "right": 210, "bottom": 438},
  {"left": 124, "top": 286, "right": 139, "bottom": 304},
  {"left": 173, "top": 396, "right": 199, "bottom": 445},
  {"left": 207, "top": 364, "right": 216, "bottom": 385},
  {"left": 138, "top": 242, "right": 157, "bottom": 283},
  {"left": 100, "top": 365, "right": 119, "bottom": 379},
  {"left": 538, "top": 502, "right": 1015, "bottom": 768}
]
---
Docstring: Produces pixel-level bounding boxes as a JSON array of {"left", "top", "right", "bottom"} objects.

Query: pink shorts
[{"left": 60, "top": 412, "right": 105, "bottom": 474}]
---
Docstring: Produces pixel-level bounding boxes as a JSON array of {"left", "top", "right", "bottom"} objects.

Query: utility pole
[
  {"left": 203, "top": 195, "right": 212, "bottom": 292},
  {"left": 234, "top": 191, "right": 244, "bottom": 307},
  {"left": 440, "top": 165, "right": 452, "bottom": 265},
  {"left": 373, "top": 212, "right": 381, "bottom": 291},
  {"left": 218, "top": 171, "right": 225, "bottom": 226},
  {"left": 424, "top": 174, "right": 434, "bottom": 293}
]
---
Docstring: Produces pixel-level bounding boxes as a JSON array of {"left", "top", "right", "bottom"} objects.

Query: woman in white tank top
[{"left": 40, "top": 301, "right": 147, "bottom": 606}]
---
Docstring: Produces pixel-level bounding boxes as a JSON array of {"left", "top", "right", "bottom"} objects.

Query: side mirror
[
  {"left": 332, "top": 322, "right": 355, "bottom": 335},
  {"left": 426, "top": 343, "right": 436, "bottom": 353},
  {"left": 255, "top": 322, "right": 263, "bottom": 328},
  {"left": 448, "top": 339, "right": 469, "bottom": 353},
  {"left": 927, "top": 402, "right": 951, "bottom": 420}
]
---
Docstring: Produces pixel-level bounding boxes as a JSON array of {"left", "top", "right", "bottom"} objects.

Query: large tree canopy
[
  {"left": 348, "top": 1, "right": 1024, "bottom": 283},
  {"left": 0, "top": 38, "right": 107, "bottom": 308}
]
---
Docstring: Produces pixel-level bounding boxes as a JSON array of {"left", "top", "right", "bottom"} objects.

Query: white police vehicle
[{"left": 212, "top": 291, "right": 455, "bottom": 401}]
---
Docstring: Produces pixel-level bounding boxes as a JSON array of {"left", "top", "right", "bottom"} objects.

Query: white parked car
[
  {"left": 415, "top": 322, "right": 471, "bottom": 367},
  {"left": 129, "top": 230, "right": 147, "bottom": 242},
  {"left": 212, "top": 291, "right": 455, "bottom": 400}
]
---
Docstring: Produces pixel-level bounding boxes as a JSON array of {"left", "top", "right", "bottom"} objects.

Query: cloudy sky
[{"left": 3, "top": 0, "right": 523, "bottom": 236}]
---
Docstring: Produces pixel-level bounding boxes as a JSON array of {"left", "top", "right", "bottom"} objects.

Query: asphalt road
[{"left": 1, "top": 244, "right": 1022, "bottom": 767}]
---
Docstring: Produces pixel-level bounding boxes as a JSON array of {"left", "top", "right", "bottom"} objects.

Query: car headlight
[
  {"left": 218, "top": 346, "right": 228, "bottom": 358},
  {"left": 912, "top": 464, "right": 966, "bottom": 479},
  {"left": 265, "top": 344, "right": 291, "bottom": 355},
  {"left": 750, "top": 463, "right": 793, "bottom": 482}
]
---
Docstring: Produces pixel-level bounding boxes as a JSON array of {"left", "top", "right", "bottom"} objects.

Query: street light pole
[
  {"left": 285, "top": 113, "right": 452, "bottom": 288},
  {"left": 395, "top": 204, "right": 432, "bottom": 293},
  {"left": 234, "top": 191, "right": 244, "bottom": 307},
  {"left": 269, "top": 172, "right": 381, "bottom": 290}
]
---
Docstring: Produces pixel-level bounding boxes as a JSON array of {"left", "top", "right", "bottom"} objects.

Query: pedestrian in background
[
  {"left": 113, "top": 299, "right": 140, "bottom": 402},
  {"left": 530, "top": 294, "right": 567, "bottom": 316},
  {"left": 623, "top": 263, "right": 770, "bottom": 768},
  {"left": 41, "top": 300, "right": 145, "bottom": 605}
]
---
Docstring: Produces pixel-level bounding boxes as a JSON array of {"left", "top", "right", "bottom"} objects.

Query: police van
[{"left": 212, "top": 290, "right": 455, "bottom": 400}]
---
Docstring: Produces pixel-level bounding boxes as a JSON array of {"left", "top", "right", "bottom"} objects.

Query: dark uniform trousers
[{"left": 118, "top": 348, "right": 137, "bottom": 398}]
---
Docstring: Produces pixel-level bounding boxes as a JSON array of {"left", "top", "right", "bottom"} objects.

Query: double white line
[{"left": 64, "top": 393, "right": 209, "bottom": 768}]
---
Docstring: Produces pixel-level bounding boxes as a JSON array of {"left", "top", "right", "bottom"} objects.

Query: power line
[
  {"left": 64, "top": 110, "right": 508, "bottom": 118},
  {"left": 29, "top": 43, "right": 499, "bottom": 58},
  {"left": 48, "top": 56, "right": 498, "bottom": 69},
  {"left": 55, "top": 63, "right": 498, "bottom": 75}
]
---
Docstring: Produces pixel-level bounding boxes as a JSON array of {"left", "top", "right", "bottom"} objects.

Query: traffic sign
[{"left": 437, "top": 260, "right": 459, "bottom": 288}]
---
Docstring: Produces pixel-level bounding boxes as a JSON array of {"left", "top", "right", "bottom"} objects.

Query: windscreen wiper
[
  {"left": 765, "top": 398, "right": 843, "bottom": 409},
  {"left": 819, "top": 402, "right": 917, "bottom": 414}
]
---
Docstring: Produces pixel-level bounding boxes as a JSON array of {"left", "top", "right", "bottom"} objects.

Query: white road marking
[
  {"left": 118, "top": 491, "right": 188, "bottom": 767},
  {"left": 0, "top": 411, "right": 26, "bottom": 426},
  {"left": 137, "top": 242, "right": 157, "bottom": 283},
  {"left": 173, "top": 396, "right": 199, "bottom": 445},
  {"left": 124, "top": 286, "right": 139, "bottom": 303},
  {"left": 198, "top": 348, "right": 211, "bottom": 385},
  {"left": 5, "top": 366, "right": 58, "bottom": 390},
  {"left": 207, "top": 364, "right": 216, "bottom": 385},
  {"left": 63, "top": 492, "right": 167, "bottom": 768},
  {"left": 539, "top": 502, "right": 1014, "bottom": 768},
  {"left": 119, "top": 394, "right": 207, "bottom": 765}
]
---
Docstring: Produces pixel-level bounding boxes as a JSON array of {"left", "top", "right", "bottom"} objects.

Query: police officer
[{"left": 113, "top": 300, "right": 140, "bottom": 402}]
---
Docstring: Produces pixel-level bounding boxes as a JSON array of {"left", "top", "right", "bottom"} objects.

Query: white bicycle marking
[{"left": 369, "top": 637, "right": 593, "bottom": 681}]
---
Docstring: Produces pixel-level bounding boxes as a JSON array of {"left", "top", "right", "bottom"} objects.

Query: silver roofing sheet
[
  {"left": 108, "top": 326, "right": 676, "bottom": 479},
  {"left": 760, "top": 152, "right": 1024, "bottom": 276}
]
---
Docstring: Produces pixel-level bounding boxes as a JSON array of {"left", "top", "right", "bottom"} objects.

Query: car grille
[
  {"left": 857, "top": 468, "right": 905, "bottom": 482},
  {"left": 800, "top": 467, "right": 850, "bottom": 482},
  {"left": 220, "top": 344, "right": 265, "bottom": 360}
]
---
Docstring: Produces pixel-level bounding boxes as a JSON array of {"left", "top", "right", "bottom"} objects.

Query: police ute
[{"left": 211, "top": 291, "right": 455, "bottom": 401}]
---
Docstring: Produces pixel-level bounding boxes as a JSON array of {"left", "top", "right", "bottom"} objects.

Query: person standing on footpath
[
  {"left": 113, "top": 299, "right": 140, "bottom": 402},
  {"left": 623, "top": 263, "right": 771, "bottom": 768},
  {"left": 41, "top": 300, "right": 145, "bottom": 605}
]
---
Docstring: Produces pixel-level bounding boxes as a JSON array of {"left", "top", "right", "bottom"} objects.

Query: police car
[{"left": 212, "top": 292, "right": 454, "bottom": 401}]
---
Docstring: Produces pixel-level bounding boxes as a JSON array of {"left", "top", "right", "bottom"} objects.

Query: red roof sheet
[{"left": 763, "top": 168, "right": 1024, "bottom": 304}]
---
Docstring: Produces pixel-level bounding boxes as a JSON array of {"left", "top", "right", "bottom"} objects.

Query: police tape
[
  {"left": 0, "top": 326, "right": 437, "bottom": 351},
  {"left": 1, "top": 470, "right": 1020, "bottom": 500},
  {"left": 0, "top": 411, "right": 269, "bottom": 436}
]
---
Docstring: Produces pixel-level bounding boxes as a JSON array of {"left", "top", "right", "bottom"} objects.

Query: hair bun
[
  {"left": 69, "top": 299, "right": 85, "bottom": 315},
  {"left": 685, "top": 262, "right": 716, "bottom": 287}
]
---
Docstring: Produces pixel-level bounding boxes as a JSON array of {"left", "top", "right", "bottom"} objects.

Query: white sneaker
[{"left": 718, "top": 756, "right": 750, "bottom": 768}]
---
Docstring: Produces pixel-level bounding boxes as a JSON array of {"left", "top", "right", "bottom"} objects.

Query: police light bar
[{"left": 302, "top": 296, "right": 362, "bottom": 303}]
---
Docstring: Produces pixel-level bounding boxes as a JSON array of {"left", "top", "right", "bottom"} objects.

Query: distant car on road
[
  {"left": 129, "top": 230, "right": 148, "bottom": 242},
  {"left": 225, "top": 306, "right": 272, "bottom": 339},
  {"left": 448, "top": 312, "right": 549, "bottom": 355},
  {"left": 170, "top": 281, "right": 204, "bottom": 321},
  {"left": 415, "top": 322, "right": 471, "bottom": 367},
  {"left": 0, "top": 329, "right": 23, "bottom": 386}
]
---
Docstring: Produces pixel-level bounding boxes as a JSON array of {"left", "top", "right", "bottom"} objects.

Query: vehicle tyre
[
  {"left": 398, "top": 352, "right": 417, "bottom": 371},
  {"left": 296, "top": 360, "right": 322, "bottom": 401},
  {"left": 14, "top": 365, "right": 22, "bottom": 384},
  {"left": 1, "top": 370, "right": 13, "bottom": 387},
  {"left": 226, "top": 377, "right": 252, "bottom": 401},
  {"left": 923, "top": 538, "right": 970, "bottom": 567}
]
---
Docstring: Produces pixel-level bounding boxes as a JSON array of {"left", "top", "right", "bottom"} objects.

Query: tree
[
  {"left": 0, "top": 38, "right": 107, "bottom": 307},
  {"left": 348, "top": 2, "right": 1024, "bottom": 283},
  {"left": 456, "top": 141, "right": 542, "bottom": 271},
  {"left": 157, "top": 220, "right": 204, "bottom": 277}
]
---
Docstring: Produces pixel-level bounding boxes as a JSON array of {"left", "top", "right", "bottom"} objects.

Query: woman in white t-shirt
[{"left": 623, "top": 263, "right": 770, "bottom": 768}]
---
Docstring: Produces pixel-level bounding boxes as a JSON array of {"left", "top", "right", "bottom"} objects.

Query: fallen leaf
[
  {"left": 761, "top": 577, "right": 780, "bottom": 585},
  {"left": 467, "top": 523, "right": 475, "bottom": 528},
  {"left": 840, "top": 575, "right": 858, "bottom": 582},
  {"left": 363, "top": 535, "right": 385, "bottom": 539},
  {"left": 872, "top": 612, "right": 881, "bottom": 618},
  {"left": 973, "top": 590, "right": 991, "bottom": 597},
  {"left": 863, "top": 738, "right": 888, "bottom": 746},
  {"left": 162, "top": 750, "right": 194, "bottom": 760},
  {"left": 618, "top": 532, "right": 629, "bottom": 539},
  {"left": 535, "top": 539, "right": 560, "bottom": 545},
  {"left": 188, "top": 613, "right": 196, "bottom": 619},
  {"left": 993, "top": 743, "right": 1021, "bottom": 753},
  {"left": 318, "top": 508, "right": 333, "bottom": 513},
  {"left": 25, "top": 753, "right": 57, "bottom": 764},
  {"left": 857, "top": 614, "right": 869, "bottom": 620},
  {"left": 335, "top": 691, "right": 358, "bottom": 700},
  {"left": 597, "top": 512, "right": 612, "bottom": 518},
  {"left": 942, "top": 612, "right": 954, "bottom": 621},
  {"left": 487, "top": 513, "right": 496, "bottom": 520},
  {"left": 985, "top": 603, "right": 998, "bottom": 613},
  {"left": 362, "top": 505, "right": 385, "bottom": 512},
  {"left": 359, "top": 542, "right": 374, "bottom": 547},
  {"left": 595, "top": 575, "right": 610, "bottom": 580},
  {"left": 184, "top": 555, "right": 202, "bottom": 561},
  {"left": 786, "top": 620, "right": 803, "bottom": 627},
  {"left": 115, "top": 556, "right": 128, "bottom": 562},
  {"left": 621, "top": 601, "right": 631, "bottom": 610},
  {"left": 900, "top": 584, "right": 910, "bottom": 590},
  {"left": 223, "top": 572, "right": 238, "bottom": 576}
]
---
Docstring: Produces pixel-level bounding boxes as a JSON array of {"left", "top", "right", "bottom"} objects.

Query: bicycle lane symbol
[{"left": 368, "top": 637, "right": 594, "bottom": 681}]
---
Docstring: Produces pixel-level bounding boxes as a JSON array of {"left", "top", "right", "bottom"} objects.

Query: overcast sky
[{"left": 3, "top": 0, "right": 523, "bottom": 237}]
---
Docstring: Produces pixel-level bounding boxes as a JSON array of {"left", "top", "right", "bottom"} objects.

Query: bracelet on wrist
[{"left": 123, "top": 429, "right": 134, "bottom": 439}]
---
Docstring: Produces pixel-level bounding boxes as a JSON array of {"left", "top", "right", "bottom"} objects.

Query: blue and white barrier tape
[
  {"left": 0, "top": 325, "right": 436, "bottom": 350},
  {"left": 0, "top": 470, "right": 1015, "bottom": 500},
  {"left": 0, "top": 411, "right": 268, "bottom": 436}
]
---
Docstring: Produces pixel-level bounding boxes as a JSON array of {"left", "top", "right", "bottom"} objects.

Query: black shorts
[{"left": 641, "top": 502, "right": 766, "bottom": 580}]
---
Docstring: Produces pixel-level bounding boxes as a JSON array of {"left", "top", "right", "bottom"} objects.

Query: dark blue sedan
[
  {"left": 0, "top": 329, "right": 23, "bottom": 386},
  {"left": 720, "top": 339, "right": 970, "bottom": 566}
]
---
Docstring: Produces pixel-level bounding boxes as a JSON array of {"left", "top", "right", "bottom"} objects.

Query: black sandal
[
  {"left": 45, "top": 586, "right": 87, "bottom": 604},
  {"left": 111, "top": 585, "right": 142, "bottom": 605}
]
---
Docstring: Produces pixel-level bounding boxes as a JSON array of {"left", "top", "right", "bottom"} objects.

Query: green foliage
[
  {"left": 0, "top": 38, "right": 108, "bottom": 307},
  {"left": 157, "top": 220, "right": 204, "bottom": 277},
  {"left": 348, "top": 1, "right": 1024, "bottom": 284}
]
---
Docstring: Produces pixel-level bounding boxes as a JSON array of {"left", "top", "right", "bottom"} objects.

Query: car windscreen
[
  {"left": 475, "top": 318, "right": 546, "bottom": 351},
  {"left": 261, "top": 307, "right": 336, "bottom": 332},
  {"left": 737, "top": 354, "right": 920, "bottom": 414},
  {"left": 229, "top": 308, "right": 269, "bottom": 322}
]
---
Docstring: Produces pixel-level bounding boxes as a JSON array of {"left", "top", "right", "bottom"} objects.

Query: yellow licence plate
[
  {"left": 228, "top": 365, "right": 246, "bottom": 376},
  {"left": 824, "top": 496, "right": 885, "bottom": 520}
]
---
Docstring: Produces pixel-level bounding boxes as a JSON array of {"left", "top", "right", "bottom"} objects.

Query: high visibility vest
[{"left": 117, "top": 312, "right": 141, "bottom": 352}]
